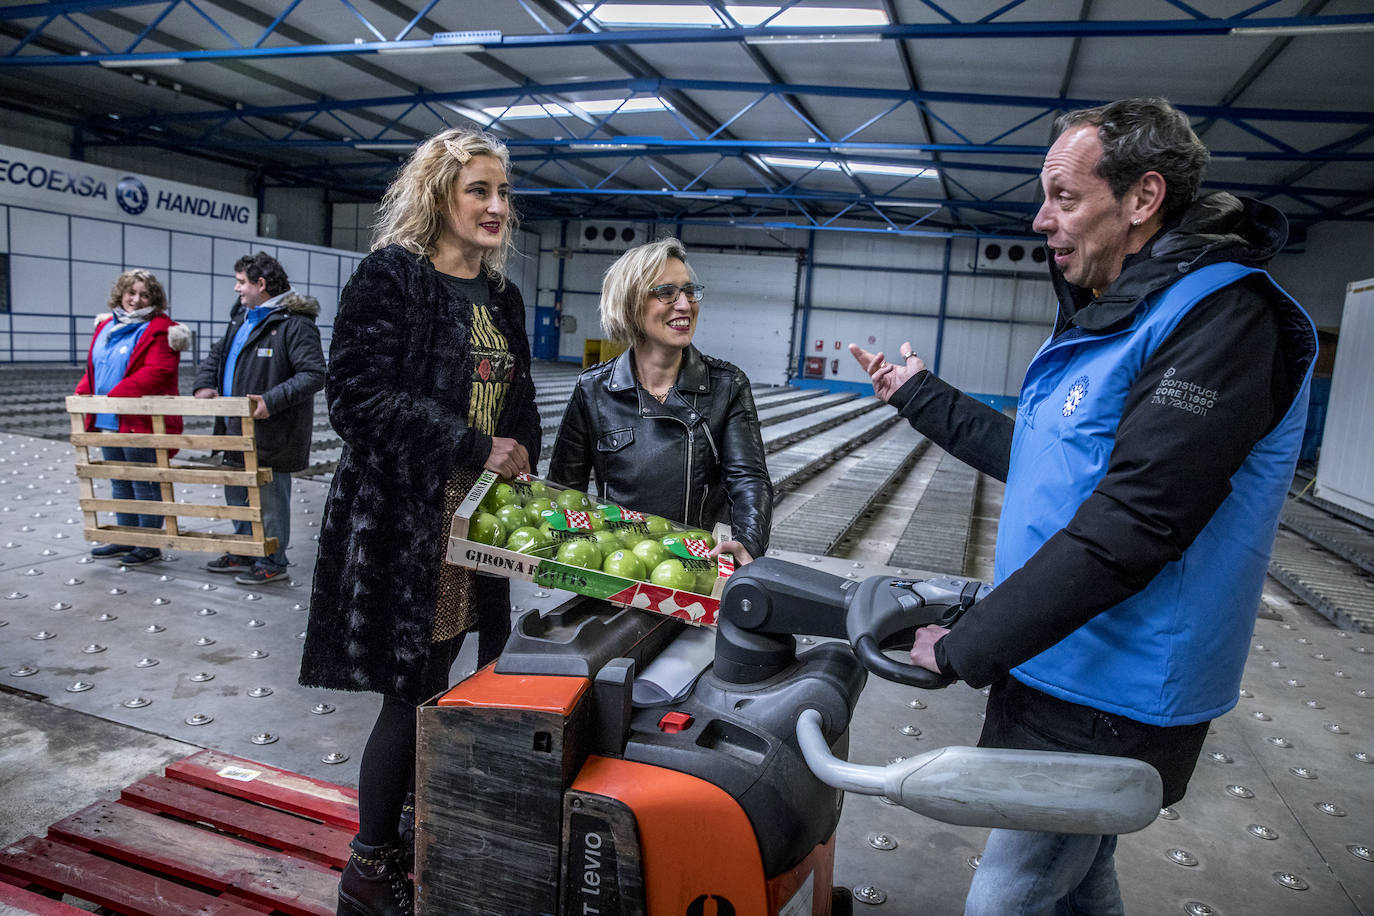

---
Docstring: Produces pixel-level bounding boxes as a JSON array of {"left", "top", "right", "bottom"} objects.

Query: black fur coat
[{"left": 299, "top": 245, "right": 541, "bottom": 703}]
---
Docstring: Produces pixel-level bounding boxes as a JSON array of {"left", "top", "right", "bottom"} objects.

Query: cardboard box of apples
[{"left": 445, "top": 470, "right": 734, "bottom": 626}]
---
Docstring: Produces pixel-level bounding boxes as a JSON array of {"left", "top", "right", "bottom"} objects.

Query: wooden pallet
[
  {"left": 66, "top": 395, "right": 279, "bottom": 557},
  {"left": 0, "top": 750, "right": 357, "bottom": 916}
]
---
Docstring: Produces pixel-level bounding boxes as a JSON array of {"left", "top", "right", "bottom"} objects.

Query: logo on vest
[
  {"left": 1062, "top": 376, "right": 1089, "bottom": 416},
  {"left": 116, "top": 175, "right": 149, "bottom": 215}
]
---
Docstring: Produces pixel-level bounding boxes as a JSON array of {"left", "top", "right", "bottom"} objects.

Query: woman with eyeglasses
[{"left": 548, "top": 237, "right": 771, "bottom": 563}]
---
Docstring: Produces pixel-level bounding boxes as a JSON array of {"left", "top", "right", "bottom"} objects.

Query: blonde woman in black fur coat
[{"left": 299, "top": 127, "right": 541, "bottom": 916}]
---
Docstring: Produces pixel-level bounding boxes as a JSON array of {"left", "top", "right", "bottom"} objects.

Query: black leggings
[{"left": 355, "top": 610, "right": 510, "bottom": 845}]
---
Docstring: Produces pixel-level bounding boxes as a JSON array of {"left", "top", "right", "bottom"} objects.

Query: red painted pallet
[{"left": 0, "top": 750, "right": 360, "bottom": 916}]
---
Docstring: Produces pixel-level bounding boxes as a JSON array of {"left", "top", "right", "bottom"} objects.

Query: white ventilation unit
[{"left": 578, "top": 222, "right": 647, "bottom": 251}]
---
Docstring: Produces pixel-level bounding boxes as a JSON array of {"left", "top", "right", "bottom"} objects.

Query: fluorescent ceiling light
[
  {"left": 762, "top": 154, "right": 936, "bottom": 179},
  {"left": 873, "top": 201, "right": 941, "bottom": 210},
  {"left": 743, "top": 33, "right": 881, "bottom": 45},
  {"left": 354, "top": 142, "right": 416, "bottom": 150},
  {"left": 567, "top": 142, "right": 649, "bottom": 151},
  {"left": 579, "top": 4, "right": 887, "bottom": 28},
  {"left": 377, "top": 43, "right": 483, "bottom": 54},
  {"left": 99, "top": 57, "right": 183, "bottom": 68},
  {"left": 1229, "top": 22, "right": 1374, "bottom": 36},
  {"left": 672, "top": 190, "right": 743, "bottom": 200},
  {"left": 482, "top": 97, "right": 670, "bottom": 120}
]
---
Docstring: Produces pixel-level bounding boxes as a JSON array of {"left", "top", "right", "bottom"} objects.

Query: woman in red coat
[{"left": 74, "top": 269, "right": 189, "bottom": 564}]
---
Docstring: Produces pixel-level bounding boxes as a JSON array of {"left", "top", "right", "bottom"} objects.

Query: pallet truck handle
[{"left": 796, "top": 709, "right": 1164, "bottom": 835}]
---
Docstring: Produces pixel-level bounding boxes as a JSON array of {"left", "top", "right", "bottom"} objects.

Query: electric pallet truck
[{"left": 415, "top": 558, "right": 1163, "bottom": 915}]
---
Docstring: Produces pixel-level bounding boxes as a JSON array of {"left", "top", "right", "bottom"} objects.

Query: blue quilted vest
[{"left": 997, "top": 262, "right": 1315, "bottom": 726}]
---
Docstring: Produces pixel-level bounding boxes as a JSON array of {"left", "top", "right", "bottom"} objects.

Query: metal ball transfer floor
[{"left": 0, "top": 432, "right": 1369, "bottom": 915}]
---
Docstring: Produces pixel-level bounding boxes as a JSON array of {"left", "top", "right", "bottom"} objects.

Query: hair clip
[{"left": 443, "top": 139, "right": 472, "bottom": 164}]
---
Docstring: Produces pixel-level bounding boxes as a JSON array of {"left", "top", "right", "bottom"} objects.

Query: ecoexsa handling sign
[{"left": 0, "top": 143, "right": 257, "bottom": 234}]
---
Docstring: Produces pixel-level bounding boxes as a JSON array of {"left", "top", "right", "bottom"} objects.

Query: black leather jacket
[{"left": 548, "top": 346, "right": 772, "bottom": 559}]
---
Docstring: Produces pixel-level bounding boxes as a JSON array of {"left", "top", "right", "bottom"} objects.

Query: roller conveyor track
[
  {"left": 757, "top": 391, "right": 856, "bottom": 427},
  {"left": 767, "top": 409, "right": 899, "bottom": 491},
  {"left": 887, "top": 449, "right": 981, "bottom": 575},
  {"left": 1281, "top": 498, "right": 1374, "bottom": 576},
  {"left": 767, "top": 432, "right": 928, "bottom": 555},
  {"left": 763, "top": 397, "right": 885, "bottom": 454},
  {"left": 1268, "top": 527, "right": 1374, "bottom": 633}
]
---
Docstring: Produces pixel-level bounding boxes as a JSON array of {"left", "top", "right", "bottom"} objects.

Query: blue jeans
[
  {"left": 226, "top": 469, "right": 291, "bottom": 570},
  {"left": 965, "top": 831, "right": 1122, "bottom": 916},
  {"left": 100, "top": 445, "right": 164, "bottom": 530}
]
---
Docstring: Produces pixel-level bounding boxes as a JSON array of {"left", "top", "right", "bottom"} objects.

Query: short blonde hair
[
  {"left": 107, "top": 269, "right": 168, "bottom": 315},
  {"left": 599, "top": 237, "right": 696, "bottom": 346},
  {"left": 371, "top": 127, "right": 520, "bottom": 284}
]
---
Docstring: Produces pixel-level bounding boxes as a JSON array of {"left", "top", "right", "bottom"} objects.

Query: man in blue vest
[
  {"left": 193, "top": 252, "right": 325, "bottom": 585},
  {"left": 851, "top": 98, "right": 1316, "bottom": 914}
]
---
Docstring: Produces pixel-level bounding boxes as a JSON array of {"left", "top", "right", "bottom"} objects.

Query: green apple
[
  {"left": 556, "top": 488, "right": 592, "bottom": 511},
  {"left": 693, "top": 562, "right": 719, "bottom": 595},
  {"left": 556, "top": 538, "right": 602, "bottom": 570},
  {"left": 602, "top": 549, "right": 647, "bottom": 580},
  {"left": 524, "top": 479, "right": 549, "bottom": 499},
  {"left": 682, "top": 529, "right": 715, "bottom": 549},
  {"left": 525, "top": 497, "right": 554, "bottom": 526},
  {"left": 645, "top": 515, "right": 673, "bottom": 536},
  {"left": 632, "top": 538, "right": 670, "bottom": 570},
  {"left": 495, "top": 504, "right": 528, "bottom": 533},
  {"left": 468, "top": 512, "right": 506, "bottom": 546},
  {"left": 650, "top": 558, "right": 696, "bottom": 591},
  {"left": 659, "top": 534, "right": 686, "bottom": 556},
  {"left": 481, "top": 482, "right": 520, "bottom": 514},
  {"left": 591, "top": 529, "right": 623, "bottom": 553},
  {"left": 505, "top": 526, "right": 547, "bottom": 553}
]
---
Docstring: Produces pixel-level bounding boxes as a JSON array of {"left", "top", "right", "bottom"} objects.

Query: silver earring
[{"left": 1131, "top": 218, "right": 1142, "bottom": 226}]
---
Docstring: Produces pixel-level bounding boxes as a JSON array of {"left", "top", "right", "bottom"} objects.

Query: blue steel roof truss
[{"left": 0, "top": 0, "right": 1370, "bottom": 237}]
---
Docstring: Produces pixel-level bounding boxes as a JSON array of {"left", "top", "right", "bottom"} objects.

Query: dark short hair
[
  {"left": 1052, "top": 98, "right": 1209, "bottom": 219},
  {"left": 234, "top": 252, "right": 289, "bottom": 297}
]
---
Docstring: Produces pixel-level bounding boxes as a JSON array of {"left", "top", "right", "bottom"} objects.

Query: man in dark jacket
[
  {"left": 193, "top": 252, "right": 326, "bottom": 584},
  {"left": 851, "top": 98, "right": 1316, "bottom": 914}
]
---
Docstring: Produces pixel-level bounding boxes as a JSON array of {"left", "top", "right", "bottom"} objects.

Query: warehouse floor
[{"left": 2, "top": 420, "right": 1371, "bottom": 913}]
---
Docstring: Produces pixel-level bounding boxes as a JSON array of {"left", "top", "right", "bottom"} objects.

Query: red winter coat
[{"left": 75, "top": 313, "right": 189, "bottom": 443}]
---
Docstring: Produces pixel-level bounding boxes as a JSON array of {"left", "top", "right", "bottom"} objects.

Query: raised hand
[{"left": 848, "top": 341, "right": 926, "bottom": 403}]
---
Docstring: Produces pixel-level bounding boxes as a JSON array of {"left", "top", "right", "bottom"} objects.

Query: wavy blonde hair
[
  {"left": 371, "top": 127, "right": 520, "bottom": 284},
  {"left": 600, "top": 237, "right": 696, "bottom": 346},
  {"left": 106, "top": 269, "right": 168, "bottom": 315}
]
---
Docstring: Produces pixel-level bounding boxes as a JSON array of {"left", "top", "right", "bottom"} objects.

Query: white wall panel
[
  {"left": 168, "top": 271, "right": 213, "bottom": 323},
  {"left": 71, "top": 217, "right": 122, "bottom": 264},
  {"left": 214, "top": 238, "right": 247, "bottom": 277},
  {"left": 305, "top": 284, "right": 339, "bottom": 324},
  {"left": 124, "top": 225, "right": 170, "bottom": 270},
  {"left": 308, "top": 251, "right": 339, "bottom": 288},
  {"left": 688, "top": 251, "right": 794, "bottom": 385},
  {"left": 172, "top": 233, "right": 212, "bottom": 272},
  {"left": 71, "top": 261, "right": 117, "bottom": 317},
  {"left": 9, "top": 208, "right": 67, "bottom": 258},
  {"left": 0, "top": 205, "right": 9, "bottom": 252},
  {"left": 1315, "top": 277, "right": 1374, "bottom": 517},
  {"left": 273, "top": 247, "right": 310, "bottom": 289},
  {"left": 10, "top": 255, "right": 68, "bottom": 315}
]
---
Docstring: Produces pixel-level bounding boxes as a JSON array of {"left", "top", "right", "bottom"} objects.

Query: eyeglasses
[{"left": 648, "top": 283, "right": 706, "bottom": 304}]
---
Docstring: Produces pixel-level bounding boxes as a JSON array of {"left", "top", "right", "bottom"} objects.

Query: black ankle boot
[
  {"left": 337, "top": 837, "right": 413, "bottom": 916},
  {"left": 396, "top": 793, "right": 415, "bottom": 874}
]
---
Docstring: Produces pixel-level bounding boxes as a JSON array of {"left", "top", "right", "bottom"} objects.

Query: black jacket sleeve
[
  {"left": 262, "top": 317, "right": 326, "bottom": 417},
  {"left": 547, "top": 381, "right": 594, "bottom": 492},
  {"left": 940, "top": 281, "right": 1293, "bottom": 687},
  {"left": 718, "top": 369, "right": 773, "bottom": 558},
  {"left": 891, "top": 371, "right": 1015, "bottom": 481}
]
